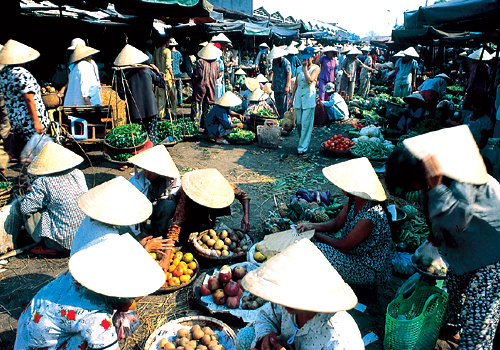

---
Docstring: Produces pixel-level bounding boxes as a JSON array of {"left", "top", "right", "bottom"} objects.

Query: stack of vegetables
[
  {"left": 322, "top": 134, "right": 355, "bottom": 152},
  {"left": 447, "top": 85, "right": 464, "bottom": 94},
  {"left": 250, "top": 109, "right": 276, "bottom": 118},
  {"left": 105, "top": 123, "right": 147, "bottom": 149},
  {"left": 226, "top": 128, "right": 255, "bottom": 143},
  {"left": 411, "top": 119, "right": 441, "bottom": 134},
  {"left": 157, "top": 120, "right": 184, "bottom": 143},
  {"left": 177, "top": 118, "right": 199, "bottom": 136},
  {"left": 348, "top": 94, "right": 385, "bottom": 117},
  {"left": 351, "top": 125, "right": 395, "bottom": 159},
  {"left": 396, "top": 131, "right": 421, "bottom": 147},
  {"left": 280, "top": 189, "right": 343, "bottom": 223},
  {"left": 397, "top": 205, "right": 429, "bottom": 249}
]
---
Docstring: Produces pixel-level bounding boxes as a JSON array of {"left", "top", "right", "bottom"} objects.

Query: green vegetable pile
[
  {"left": 394, "top": 187, "right": 420, "bottom": 203},
  {"left": 396, "top": 131, "right": 421, "bottom": 147},
  {"left": 398, "top": 216, "right": 429, "bottom": 248},
  {"left": 157, "top": 120, "right": 183, "bottom": 143},
  {"left": 0, "top": 181, "right": 12, "bottom": 191},
  {"left": 177, "top": 118, "right": 198, "bottom": 136},
  {"left": 377, "top": 93, "right": 405, "bottom": 105},
  {"left": 362, "top": 109, "right": 382, "bottom": 123},
  {"left": 109, "top": 153, "right": 133, "bottom": 162},
  {"left": 351, "top": 141, "right": 393, "bottom": 159},
  {"left": 226, "top": 128, "right": 255, "bottom": 142},
  {"left": 412, "top": 119, "right": 441, "bottom": 134},
  {"left": 105, "top": 124, "right": 147, "bottom": 149},
  {"left": 251, "top": 109, "right": 276, "bottom": 118},
  {"left": 447, "top": 85, "right": 464, "bottom": 93}
]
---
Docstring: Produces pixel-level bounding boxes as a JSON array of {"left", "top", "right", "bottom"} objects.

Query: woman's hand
[
  {"left": 33, "top": 120, "right": 44, "bottom": 134},
  {"left": 252, "top": 331, "right": 280, "bottom": 350},
  {"left": 422, "top": 154, "right": 443, "bottom": 189},
  {"left": 140, "top": 236, "right": 175, "bottom": 253},
  {"left": 296, "top": 222, "right": 315, "bottom": 233},
  {"left": 241, "top": 214, "right": 250, "bottom": 233}
]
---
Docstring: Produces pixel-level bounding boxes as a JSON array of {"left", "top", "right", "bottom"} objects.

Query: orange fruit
[
  {"left": 173, "top": 265, "right": 184, "bottom": 277},
  {"left": 172, "top": 258, "right": 180, "bottom": 266},
  {"left": 171, "top": 247, "right": 176, "bottom": 254},
  {"left": 188, "top": 261, "right": 197, "bottom": 270},
  {"left": 175, "top": 252, "right": 183, "bottom": 260},
  {"left": 185, "top": 269, "right": 194, "bottom": 276},
  {"left": 179, "top": 261, "right": 188, "bottom": 269},
  {"left": 169, "top": 277, "right": 180, "bottom": 286},
  {"left": 165, "top": 272, "right": 172, "bottom": 281},
  {"left": 129, "top": 300, "right": 137, "bottom": 310},
  {"left": 168, "top": 264, "right": 176, "bottom": 273},
  {"left": 180, "top": 275, "right": 191, "bottom": 283}
]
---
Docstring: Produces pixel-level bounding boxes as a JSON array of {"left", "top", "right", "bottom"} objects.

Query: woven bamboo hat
[
  {"left": 403, "top": 47, "right": 419, "bottom": 58},
  {"left": 347, "top": 47, "right": 362, "bottom": 56},
  {"left": 393, "top": 50, "right": 405, "bottom": 58},
  {"left": 259, "top": 42, "right": 269, "bottom": 48},
  {"left": 168, "top": 37, "right": 178, "bottom": 46},
  {"left": 244, "top": 77, "right": 259, "bottom": 92},
  {"left": 78, "top": 176, "right": 152, "bottom": 226},
  {"left": 0, "top": 39, "right": 40, "bottom": 66},
  {"left": 263, "top": 82, "right": 273, "bottom": 94},
  {"left": 468, "top": 48, "right": 493, "bottom": 61},
  {"left": 241, "top": 238, "right": 358, "bottom": 313},
  {"left": 435, "top": 73, "right": 451, "bottom": 81},
  {"left": 234, "top": 68, "right": 246, "bottom": 75},
  {"left": 268, "top": 46, "right": 288, "bottom": 60},
  {"left": 403, "top": 125, "right": 488, "bottom": 185},
  {"left": 216, "top": 91, "right": 242, "bottom": 107},
  {"left": 361, "top": 46, "right": 370, "bottom": 52},
  {"left": 322, "top": 158, "right": 387, "bottom": 201},
  {"left": 286, "top": 44, "right": 299, "bottom": 55},
  {"left": 211, "top": 33, "right": 231, "bottom": 43},
  {"left": 69, "top": 233, "right": 165, "bottom": 298},
  {"left": 27, "top": 142, "right": 83, "bottom": 176},
  {"left": 256, "top": 74, "right": 268, "bottom": 83},
  {"left": 68, "top": 38, "right": 86, "bottom": 50},
  {"left": 127, "top": 145, "right": 180, "bottom": 178},
  {"left": 323, "top": 46, "right": 338, "bottom": 53},
  {"left": 339, "top": 45, "right": 352, "bottom": 54},
  {"left": 403, "top": 92, "right": 426, "bottom": 104},
  {"left": 182, "top": 169, "right": 235, "bottom": 208},
  {"left": 114, "top": 44, "right": 149, "bottom": 66},
  {"left": 197, "top": 43, "right": 222, "bottom": 60},
  {"left": 69, "top": 44, "right": 99, "bottom": 65},
  {"left": 247, "top": 88, "right": 268, "bottom": 102}
]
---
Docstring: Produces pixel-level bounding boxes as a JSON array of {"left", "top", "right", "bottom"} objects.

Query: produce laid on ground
[
  {"left": 447, "top": 84, "right": 464, "bottom": 93},
  {"left": 105, "top": 123, "right": 147, "bottom": 148},
  {"left": 156, "top": 324, "right": 227, "bottom": 350},
  {"left": 397, "top": 205, "right": 430, "bottom": 249},
  {"left": 177, "top": 117, "right": 199, "bottom": 136},
  {"left": 249, "top": 109, "right": 276, "bottom": 118},
  {"left": 190, "top": 228, "right": 250, "bottom": 258},
  {"left": 350, "top": 125, "right": 394, "bottom": 159},
  {"left": 0, "top": 181, "right": 12, "bottom": 191},
  {"left": 394, "top": 187, "right": 420, "bottom": 203},
  {"left": 107, "top": 152, "right": 134, "bottom": 162},
  {"left": 226, "top": 128, "right": 255, "bottom": 143},
  {"left": 150, "top": 249, "right": 198, "bottom": 288},
  {"left": 361, "top": 109, "right": 383, "bottom": 123},
  {"left": 411, "top": 119, "right": 441, "bottom": 134},
  {"left": 322, "top": 134, "right": 355, "bottom": 152},
  {"left": 157, "top": 120, "right": 184, "bottom": 143}
]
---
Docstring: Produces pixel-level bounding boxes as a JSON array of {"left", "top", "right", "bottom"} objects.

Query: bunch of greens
[
  {"left": 447, "top": 85, "right": 464, "bottom": 92},
  {"left": 105, "top": 124, "right": 147, "bottom": 148},
  {"left": 109, "top": 153, "right": 133, "bottom": 162},
  {"left": 350, "top": 141, "right": 393, "bottom": 159},
  {"left": 412, "top": 119, "right": 441, "bottom": 134},
  {"left": 0, "top": 181, "right": 12, "bottom": 191},
  {"left": 227, "top": 128, "right": 255, "bottom": 142},
  {"left": 177, "top": 118, "right": 199, "bottom": 136},
  {"left": 157, "top": 120, "right": 183, "bottom": 143}
]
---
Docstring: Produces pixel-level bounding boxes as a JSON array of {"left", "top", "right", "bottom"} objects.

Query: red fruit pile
[
  {"left": 323, "top": 134, "right": 355, "bottom": 151},
  {"left": 199, "top": 265, "right": 247, "bottom": 309}
]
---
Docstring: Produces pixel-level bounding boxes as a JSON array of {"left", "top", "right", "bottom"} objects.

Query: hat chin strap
[{"left": 287, "top": 321, "right": 299, "bottom": 344}]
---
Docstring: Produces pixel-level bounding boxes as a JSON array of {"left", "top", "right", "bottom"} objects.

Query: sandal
[
  {"left": 215, "top": 138, "right": 229, "bottom": 145},
  {"left": 31, "top": 245, "right": 59, "bottom": 256}
]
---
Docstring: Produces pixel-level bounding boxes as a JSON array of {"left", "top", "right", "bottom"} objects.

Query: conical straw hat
[
  {"left": 297, "top": 42, "right": 306, "bottom": 51},
  {"left": 69, "top": 44, "right": 99, "bottom": 65},
  {"left": 181, "top": 169, "right": 235, "bottom": 208},
  {"left": 468, "top": 48, "right": 493, "bottom": 61},
  {"left": 234, "top": 68, "right": 246, "bottom": 75},
  {"left": 268, "top": 46, "right": 288, "bottom": 60},
  {"left": 28, "top": 142, "right": 83, "bottom": 176},
  {"left": 78, "top": 176, "right": 152, "bottom": 226},
  {"left": 393, "top": 50, "right": 405, "bottom": 58},
  {"left": 69, "top": 233, "right": 165, "bottom": 298},
  {"left": 322, "top": 158, "right": 387, "bottom": 201},
  {"left": 403, "top": 125, "right": 488, "bottom": 184},
  {"left": 263, "top": 82, "right": 273, "bottom": 94},
  {"left": 339, "top": 45, "right": 352, "bottom": 54},
  {"left": 360, "top": 46, "right": 370, "bottom": 52},
  {"left": 247, "top": 88, "right": 268, "bottom": 102},
  {"left": 403, "top": 46, "right": 419, "bottom": 58},
  {"left": 0, "top": 44, "right": 4, "bottom": 70},
  {"left": 259, "top": 42, "right": 269, "bottom": 48},
  {"left": 127, "top": 145, "right": 180, "bottom": 178},
  {"left": 197, "top": 43, "right": 222, "bottom": 60},
  {"left": 241, "top": 238, "right": 358, "bottom": 313},
  {"left": 114, "top": 44, "right": 149, "bottom": 66},
  {"left": 256, "top": 74, "right": 268, "bottom": 83},
  {"left": 216, "top": 91, "right": 242, "bottom": 107},
  {"left": 347, "top": 47, "right": 362, "bottom": 56},
  {"left": 403, "top": 92, "right": 426, "bottom": 104},
  {"left": 211, "top": 33, "right": 231, "bottom": 43},
  {"left": 0, "top": 39, "right": 40, "bottom": 65},
  {"left": 286, "top": 44, "right": 299, "bottom": 55},
  {"left": 323, "top": 46, "right": 338, "bottom": 53},
  {"left": 244, "top": 77, "right": 259, "bottom": 92},
  {"left": 258, "top": 228, "right": 315, "bottom": 257},
  {"left": 68, "top": 38, "right": 86, "bottom": 50}
]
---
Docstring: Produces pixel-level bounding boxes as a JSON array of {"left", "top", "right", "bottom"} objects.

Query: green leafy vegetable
[
  {"left": 227, "top": 128, "right": 255, "bottom": 142},
  {"left": 105, "top": 124, "right": 147, "bottom": 148},
  {"left": 350, "top": 141, "right": 392, "bottom": 159}
]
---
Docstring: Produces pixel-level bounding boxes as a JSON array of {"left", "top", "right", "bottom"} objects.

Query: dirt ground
[{"left": 0, "top": 118, "right": 406, "bottom": 350}]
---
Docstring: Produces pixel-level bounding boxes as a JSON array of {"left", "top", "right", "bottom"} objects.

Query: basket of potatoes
[
  {"left": 189, "top": 228, "right": 253, "bottom": 263},
  {"left": 144, "top": 315, "right": 236, "bottom": 350}
]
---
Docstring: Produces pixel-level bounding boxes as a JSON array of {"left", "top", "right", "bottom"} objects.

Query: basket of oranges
[{"left": 150, "top": 248, "right": 199, "bottom": 293}]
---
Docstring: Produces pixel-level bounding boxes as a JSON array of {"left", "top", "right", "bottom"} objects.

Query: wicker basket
[
  {"left": 144, "top": 315, "right": 236, "bottom": 350},
  {"left": 158, "top": 257, "right": 199, "bottom": 293},
  {"left": 0, "top": 184, "right": 13, "bottom": 208},
  {"left": 190, "top": 230, "right": 253, "bottom": 264},
  {"left": 103, "top": 135, "right": 149, "bottom": 153},
  {"left": 41, "top": 93, "right": 61, "bottom": 110}
]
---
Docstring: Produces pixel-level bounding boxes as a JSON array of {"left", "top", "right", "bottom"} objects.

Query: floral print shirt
[
  {"left": 271, "top": 57, "right": 291, "bottom": 94},
  {"left": 0, "top": 66, "right": 50, "bottom": 142},
  {"left": 14, "top": 270, "right": 117, "bottom": 350}
]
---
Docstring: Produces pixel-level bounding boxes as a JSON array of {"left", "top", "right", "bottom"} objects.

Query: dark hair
[{"left": 385, "top": 146, "right": 426, "bottom": 193}]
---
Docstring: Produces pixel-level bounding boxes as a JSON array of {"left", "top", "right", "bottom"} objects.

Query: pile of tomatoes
[{"left": 323, "top": 134, "right": 355, "bottom": 152}]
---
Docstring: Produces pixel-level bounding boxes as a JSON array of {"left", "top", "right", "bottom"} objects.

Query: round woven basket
[
  {"left": 41, "top": 93, "right": 61, "bottom": 110},
  {"left": 102, "top": 151, "right": 131, "bottom": 166},
  {"left": 0, "top": 184, "right": 13, "bottom": 208},
  {"left": 158, "top": 257, "right": 199, "bottom": 293},
  {"left": 103, "top": 135, "right": 149, "bottom": 153},
  {"left": 144, "top": 315, "right": 236, "bottom": 350},
  {"left": 191, "top": 230, "right": 253, "bottom": 264}
]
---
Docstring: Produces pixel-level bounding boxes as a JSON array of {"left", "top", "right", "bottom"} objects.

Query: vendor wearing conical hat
[
  {"left": 64, "top": 44, "right": 101, "bottom": 106},
  {"left": 340, "top": 47, "right": 376, "bottom": 100},
  {"left": 255, "top": 42, "right": 270, "bottom": 77},
  {"left": 463, "top": 48, "right": 492, "bottom": 110},
  {"left": 114, "top": 44, "right": 166, "bottom": 145},
  {"left": 167, "top": 168, "right": 251, "bottom": 244},
  {"left": 285, "top": 44, "right": 302, "bottom": 79},
  {"left": 269, "top": 46, "right": 292, "bottom": 118},
  {"left": 314, "top": 45, "right": 339, "bottom": 101},
  {"left": 385, "top": 125, "right": 500, "bottom": 348},
  {"left": 191, "top": 42, "right": 222, "bottom": 129},
  {"left": 127, "top": 145, "right": 180, "bottom": 237},
  {"left": 393, "top": 46, "right": 419, "bottom": 98},
  {"left": 0, "top": 40, "right": 51, "bottom": 143},
  {"left": 233, "top": 67, "right": 247, "bottom": 90},
  {"left": 242, "top": 88, "right": 277, "bottom": 123},
  {"left": 204, "top": 91, "right": 244, "bottom": 144},
  {"left": 15, "top": 233, "right": 165, "bottom": 349},
  {"left": 296, "top": 158, "right": 393, "bottom": 285},
  {"left": 20, "top": 142, "right": 88, "bottom": 256},
  {"left": 235, "top": 239, "right": 364, "bottom": 350},
  {"left": 396, "top": 92, "right": 427, "bottom": 134},
  {"left": 417, "top": 73, "right": 451, "bottom": 119}
]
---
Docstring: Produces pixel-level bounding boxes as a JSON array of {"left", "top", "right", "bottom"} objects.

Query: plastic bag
[
  {"left": 20, "top": 133, "right": 53, "bottom": 163},
  {"left": 391, "top": 252, "right": 416, "bottom": 276},
  {"left": 282, "top": 108, "right": 295, "bottom": 131},
  {"left": 112, "top": 310, "right": 140, "bottom": 340},
  {"left": 412, "top": 240, "right": 448, "bottom": 276}
]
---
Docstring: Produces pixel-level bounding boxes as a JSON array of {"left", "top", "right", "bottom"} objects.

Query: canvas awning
[{"left": 392, "top": 27, "right": 470, "bottom": 46}]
